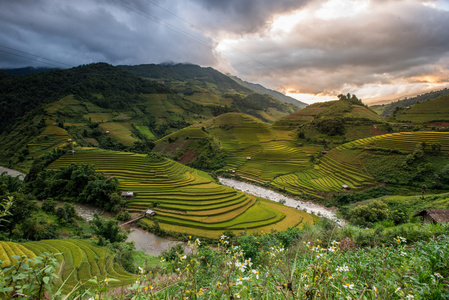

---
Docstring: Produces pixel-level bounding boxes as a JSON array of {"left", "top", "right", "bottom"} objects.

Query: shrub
[{"left": 349, "top": 200, "right": 390, "bottom": 227}]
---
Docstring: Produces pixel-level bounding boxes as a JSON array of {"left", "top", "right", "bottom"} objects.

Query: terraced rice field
[
  {"left": 0, "top": 239, "right": 136, "bottom": 291},
  {"left": 206, "top": 113, "right": 323, "bottom": 182},
  {"left": 98, "top": 122, "right": 137, "bottom": 146},
  {"left": 49, "top": 148, "right": 312, "bottom": 237},
  {"left": 84, "top": 113, "right": 114, "bottom": 123},
  {"left": 336, "top": 132, "right": 449, "bottom": 152},
  {"left": 271, "top": 155, "right": 375, "bottom": 198},
  {"left": 28, "top": 125, "right": 70, "bottom": 158},
  {"left": 396, "top": 95, "right": 449, "bottom": 124}
]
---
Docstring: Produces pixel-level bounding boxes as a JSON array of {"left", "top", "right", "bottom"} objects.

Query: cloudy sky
[{"left": 1, "top": 0, "right": 449, "bottom": 104}]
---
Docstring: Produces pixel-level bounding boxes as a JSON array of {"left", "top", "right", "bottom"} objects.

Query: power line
[
  {"left": 0, "top": 44, "right": 74, "bottom": 68},
  {"left": 112, "top": 0, "right": 266, "bottom": 74},
  {"left": 142, "top": 0, "right": 282, "bottom": 77}
]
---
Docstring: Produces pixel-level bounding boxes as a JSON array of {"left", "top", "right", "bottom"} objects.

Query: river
[
  {"left": 218, "top": 177, "right": 344, "bottom": 226},
  {"left": 71, "top": 202, "right": 184, "bottom": 256},
  {"left": 1, "top": 165, "right": 343, "bottom": 253},
  {"left": 0, "top": 166, "right": 26, "bottom": 179}
]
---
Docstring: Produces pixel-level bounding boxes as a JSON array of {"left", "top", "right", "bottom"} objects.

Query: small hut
[
  {"left": 321, "top": 150, "right": 328, "bottom": 155},
  {"left": 413, "top": 209, "right": 449, "bottom": 224},
  {"left": 121, "top": 192, "right": 134, "bottom": 199},
  {"left": 342, "top": 184, "right": 351, "bottom": 191},
  {"left": 145, "top": 209, "right": 156, "bottom": 217},
  {"left": 246, "top": 157, "right": 252, "bottom": 160},
  {"left": 67, "top": 150, "right": 75, "bottom": 155}
]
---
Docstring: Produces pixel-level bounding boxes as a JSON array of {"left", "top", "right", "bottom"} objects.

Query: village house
[
  {"left": 145, "top": 209, "right": 156, "bottom": 217},
  {"left": 413, "top": 209, "right": 449, "bottom": 224},
  {"left": 121, "top": 192, "right": 134, "bottom": 199},
  {"left": 342, "top": 184, "right": 351, "bottom": 191}
]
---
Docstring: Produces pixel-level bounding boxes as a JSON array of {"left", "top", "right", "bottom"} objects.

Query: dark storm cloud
[
  {"left": 0, "top": 0, "right": 448, "bottom": 102},
  {"left": 0, "top": 0, "right": 218, "bottom": 68},
  {"left": 186, "top": 0, "right": 312, "bottom": 34}
]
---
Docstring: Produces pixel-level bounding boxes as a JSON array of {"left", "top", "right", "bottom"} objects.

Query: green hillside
[
  {"left": 370, "top": 87, "right": 449, "bottom": 117},
  {"left": 272, "top": 95, "right": 387, "bottom": 145},
  {"left": 152, "top": 112, "right": 376, "bottom": 200},
  {"left": 333, "top": 131, "right": 449, "bottom": 189},
  {"left": 0, "top": 239, "right": 136, "bottom": 292},
  {"left": 118, "top": 63, "right": 301, "bottom": 123},
  {"left": 48, "top": 148, "right": 314, "bottom": 238},
  {"left": 394, "top": 95, "right": 449, "bottom": 124},
  {"left": 0, "top": 63, "right": 301, "bottom": 171},
  {"left": 274, "top": 97, "right": 383, "bottom": 129},
  {"left": 118, "top": 63, "right": 251, "bottom": 94}
]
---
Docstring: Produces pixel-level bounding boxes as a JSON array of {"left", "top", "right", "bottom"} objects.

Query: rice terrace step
[{"left": 49, "top": 148, "right": 314, "bottom": 238}]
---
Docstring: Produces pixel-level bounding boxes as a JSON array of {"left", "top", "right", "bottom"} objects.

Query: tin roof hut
[
  {"left": 121, "top": 192, "right": 134, "bottom": 199},
  {"left": 342, "top": 184, "right": 351, "bottom": 191},
  {"left": 145, "top": 209, "right": 156, "bottom": 217}
]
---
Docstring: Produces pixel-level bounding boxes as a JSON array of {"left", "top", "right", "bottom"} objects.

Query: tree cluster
[{"left": 26, "top": 163, "right": 124, "bottom": 212}]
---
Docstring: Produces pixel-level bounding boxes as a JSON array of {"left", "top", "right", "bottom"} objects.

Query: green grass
[{"left": 135, "top": 125, "right": 155, "bottom": 139}]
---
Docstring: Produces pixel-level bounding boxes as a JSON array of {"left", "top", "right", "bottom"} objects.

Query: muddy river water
[{"left": 72, "top": 203, "right": 183, "bottom": 256}]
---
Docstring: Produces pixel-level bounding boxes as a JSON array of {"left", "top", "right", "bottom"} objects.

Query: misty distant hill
[
  {"left": 0, "top": 66, "right": 59, "bottom": 76},
  {"left": 229, "top": 75, "right": 307, "bottom": 108}
]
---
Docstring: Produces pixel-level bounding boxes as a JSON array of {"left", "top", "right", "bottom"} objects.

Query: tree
[
  {"left": 2, "top": 193, "right": 38, "bottom": 235},
  {"left": 90, "top": 213, "right": 127, "bottom": 245},
  {"left": 438, "top": 164, "right": 449, "bottom": 184},
  {"left": 41, "top": 198, "right": 57, "bottom": 214},
  {"left": 55, "top": 202, "right": 77, "bottom": 224},
  {"left": 349, "top": 200, "right": 390, "bottom": 227},
  {"left": 80, "top": 177, "right": 119, "bottom": 210},
  {"left": 315, "top": 117, "right": 346, "bottom": 136},
  {"left": 18, "top": 212, "right": 59, "bottom": 240},
  {"left": 421, "top": 184, "right": 428, "bottom": 199}
]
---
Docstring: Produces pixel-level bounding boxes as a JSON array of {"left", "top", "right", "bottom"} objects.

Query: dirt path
[
  {"left": 0, "top": 166, "right": 26, "bottom": 180},
  {"left": 218, "top": 177, "right": 345, "bottom": 226}
]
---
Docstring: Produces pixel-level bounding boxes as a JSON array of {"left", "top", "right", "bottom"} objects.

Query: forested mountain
[
  {"left": 118, "top": 63, "right": 251, "bottom": 94},
  {"left": 118, "top": 63, "right": 306, "bottom": 108},
  {"left": 0, "top": 62, "right": 300, "bottom": 170},
  {"left": 0, "top": 63, "right": 171, "bottom": 134}
]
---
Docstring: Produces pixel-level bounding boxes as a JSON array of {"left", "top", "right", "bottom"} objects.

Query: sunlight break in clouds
[{"left": 215, "top": 0, "right": 449, "bottom": 104}]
